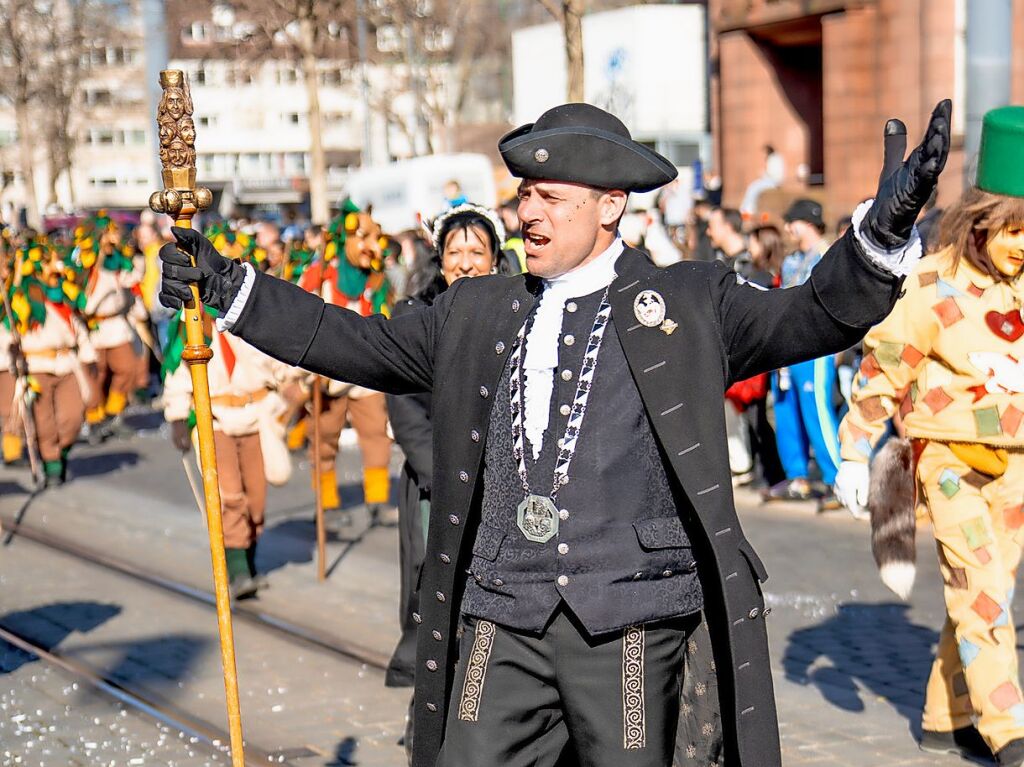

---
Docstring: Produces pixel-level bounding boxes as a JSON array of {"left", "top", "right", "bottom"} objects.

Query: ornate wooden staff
[{"left": 148, "top": 69, "right": 246, "bottom": 767}]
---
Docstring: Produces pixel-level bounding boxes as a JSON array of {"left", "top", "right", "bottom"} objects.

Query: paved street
[{"left": 0, "top": 407, "right": 1008, "bottom": 765}]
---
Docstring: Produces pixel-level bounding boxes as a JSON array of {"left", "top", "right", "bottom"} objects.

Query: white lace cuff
[
  {"left": 851, "top": 198, "right": 923, "bottom": 278},
  {"left": 216, "top": 262, "right": 256, "bottom": 332}
]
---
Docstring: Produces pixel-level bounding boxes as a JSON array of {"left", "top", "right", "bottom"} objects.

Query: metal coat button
[
  {"left": 557, "top": 543, "right": 569, "bottom": 555},
  {"left": 495, "top": 341, "right": 505, "bottom": 355},
  {"left": 561, "top": 369, "right": 573, "bottom": 381},
  {"left": 426, "top": 660, "right": 438, "bottom": 671},
  {"left": 436, "top": 591, "right": 446, "bottom": 602},
  {"left": 558, "top": 509, "right": 569, "bottom": 521},
  {"left": 432, "top": 630, "right": 442, "bottom": 641},
  {"left": 564, "top": 334, "right": 575, "bottom": 346},
  {"left": 748, "top": 608, "right": 759, "bottom": 619},
  {"left": 412, "top": 612, "right": 422, "bottom": 624},
  {"left": 557, "top": 575, "right": 569, "bottom": 587},
  {"left": 633, "top": 572, "right": 642, "bottom": 581},
  {"left": 470, "top": 429, "right": 480, "bottom": 442},
  {"left": 566, "top": 301, "right": 578, "bottom": 313},
  {"left": 559, "top": 404, "right": 571, "bottom": 416},
  {"left": 763, "top": 607, "right": 772, "bottom": 616},
  {"left": 459, "top": 471, "right": 469, "bottom": 483},
  {"left": 449, "top": 515, "right": 460, "bottom": 526},
  {"left": 426, "top": 702, "right": 437, "bottom": 712},
  {"left": 439, "top": 554, "right": 451, "bottom": 564},
  {"left": 512, "top": 299, "right": 521, "bottom": 312},
  {"left": 479, "top": 386, "right": 489, "bottom": 398}
]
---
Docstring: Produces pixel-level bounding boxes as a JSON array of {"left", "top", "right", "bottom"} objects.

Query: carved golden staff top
[{"left": 150, "top": 70, "right": 213, "bottom": 221}]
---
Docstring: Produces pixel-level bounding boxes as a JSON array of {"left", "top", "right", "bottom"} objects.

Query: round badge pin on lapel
[{"left": 633, "top": 290, "right": 666, "bottom": 327}]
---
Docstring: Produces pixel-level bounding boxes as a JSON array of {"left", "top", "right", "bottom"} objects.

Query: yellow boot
[
  {"left": 105, "top": 390, "right": 127, "bottom": 417},
  {"left": 287, "top": 417, "right": 308, "bottom": 451},
  {"left": 363, "top": 466, "right": 390, "bottom": 505},
  {"left": 2, "top": 433, "right": 23, "bottom": 464},
  {"left": 86, "top": 405, "right": 106, "bottom": 425},
  {"left": 316, "top": 469, "right": 341, "bottom": 510}
]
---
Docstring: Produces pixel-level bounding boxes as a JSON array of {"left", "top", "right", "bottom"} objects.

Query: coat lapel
[{"left": 610, "top": 249, "right": 726, "bottom": 511}]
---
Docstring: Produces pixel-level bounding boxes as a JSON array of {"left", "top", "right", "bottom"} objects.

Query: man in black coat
[{"left": 159, "top": 101, "right": 952, "bottom": 767}]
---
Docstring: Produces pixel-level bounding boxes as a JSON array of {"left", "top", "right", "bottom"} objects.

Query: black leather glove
[
  {"left": 158, "top": 226, "right": 246, "bottom": 313},
  {"left": 170, "top": 420, "right": 191, "bottom": 452},
  {"left": 860, "top": 99, "right": 951, "bottom": 250}
]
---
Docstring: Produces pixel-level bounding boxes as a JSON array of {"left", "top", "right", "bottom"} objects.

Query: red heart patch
[{"left": 986, "top": 310, "right": 1024, "bottom": 342}]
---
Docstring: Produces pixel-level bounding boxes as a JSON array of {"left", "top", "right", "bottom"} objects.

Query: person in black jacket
[
  {"left": 158, "top": 101, "right": 951, "bottom": 767},
  {"left": 385, "top": 204, "right": 506, "bottom": 693}
]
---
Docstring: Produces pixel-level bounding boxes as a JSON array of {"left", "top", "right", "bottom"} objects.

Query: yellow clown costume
[{"left": 838, "top": 106, "right": 1024, "bottom": 761}]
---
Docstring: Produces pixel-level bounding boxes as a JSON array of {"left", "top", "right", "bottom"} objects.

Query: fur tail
[{"left": 868, "top": 437, "right": 916, "bottom": 600}]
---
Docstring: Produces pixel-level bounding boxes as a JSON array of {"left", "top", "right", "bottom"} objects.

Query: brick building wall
[{"left": 710, "top": 0, "right": 1024, "bottom": 229}]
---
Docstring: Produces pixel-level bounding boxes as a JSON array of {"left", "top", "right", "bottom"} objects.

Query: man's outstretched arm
[
  {"left": 717, "top": 100, "right": 951, "bottom": 384},
  {"left": 159, "top": 230, "right": 452, "bottom": 395}
]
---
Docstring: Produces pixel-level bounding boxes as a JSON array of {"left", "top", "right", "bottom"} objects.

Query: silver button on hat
[{"left": 534, "top": 148, "right": 549, "bottom": 163}]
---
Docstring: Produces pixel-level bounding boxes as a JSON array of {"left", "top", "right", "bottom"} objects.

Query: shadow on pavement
[
  {"left": 0, "top": 601, "right": 122, "bottom": 675},
  {"left": 67, "top": 450, "right": 141, "bottom": 479},
  {"left": 325, "top": 736, "right": 358, "bottom": 766},
  {"left": 782, "top": 602, "right": 936, "bottom": 735}
]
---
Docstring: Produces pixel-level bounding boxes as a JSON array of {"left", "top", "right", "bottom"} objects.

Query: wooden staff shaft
[
  {"left": 313, "top": 378, "right": 326, "bottom": 581},
  {"left": 176, "top": 217, "right": 246, "bottom": 767}
]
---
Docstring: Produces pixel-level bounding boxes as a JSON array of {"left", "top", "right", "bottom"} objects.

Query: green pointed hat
[{"left": 977, "top": 106, "right": 1024, "bottom": 197}]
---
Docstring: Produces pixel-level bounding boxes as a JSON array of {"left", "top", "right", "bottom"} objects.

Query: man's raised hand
[{"left": 861, "top": 99, "right": 952, "bottom": 251}]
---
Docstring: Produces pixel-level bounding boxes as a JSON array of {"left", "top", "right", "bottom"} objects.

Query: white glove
[{"left": 834, "top": 461, "right": 870, "bottom": 520}]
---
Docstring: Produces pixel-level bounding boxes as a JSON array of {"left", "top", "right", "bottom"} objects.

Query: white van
[{"left": 343, "top": 153, "right": 497, "bottom": 234}]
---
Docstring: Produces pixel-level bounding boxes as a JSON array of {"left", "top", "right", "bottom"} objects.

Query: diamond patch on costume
[
  {"left": 995, "top": 599, "right": 1011, "bottom": 627},
  {"left": 953, "top": 672, "right": 969, "bottom": 697},
  {"left": 856, "top": 396, "right": 888, "bottom": 422},
  {"left": 859, "top": 353, "right": 882, "bottom": 378},
  {"left": 901, "top": 344, "right": 925, "bottom": 367},
  {"left": 1011, "top": 703, "right": 1024, "bottom": 727},
  {"left": 923, "top": 387, "right": 953, "bottom": 413},
  {"left": 919, "top": 271, "right": 939, "bottom": 287},
  {"left": 876, "top": 342, "right": 904, "bottom": 369},
  {"left": 972, "top": 592, "right": 1004, "bottom": 624},
  {"left": 932, "top": 298, "right": 964, "bottom": 327},
  {"left": 990, "top": 681, "right": 1023, "bottom": 712},
  {"left": 963, "top": 470, "right": 994, "bottom": 488},
  {"left": 910, "top": 381, "right": 919, "bottom": 401},
  {"left": 939, "top": 469, "right": 961, "bottom": 498},
  {"left": 974, "top": 546, "right": 993, "bottom": 565},
  {"left": 936, "top": 279, "right": 964, "bottom": 298},
  {"left": 961, "top": 517, "right": 993, "bottom": 549},
  {"left": 899, "top": 394, "right": 914, "bottom": 419},
  {"left": 959, "top": 638, "right": 981, "bottom": 667},
  {"left": 854, "top": 438, "right": 873, "bottom": 458},
  {"left": 1002, "top": 405, "right": 1024, "bottom": 436},
  {"left": 1004, "top": 505, "right": 1024, "bottom": 530},
  {"left": 968, "top": 283, "right": 986, "bottom": 298},
  {"left": 974, "top": 406, "right": 1003, "bottom": 437}
]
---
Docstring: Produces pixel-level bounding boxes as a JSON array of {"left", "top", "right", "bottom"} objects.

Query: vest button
[
  {"left": 426, "top": 702, "right": 438, "bottom": 712},
  {"left": 633, "top": 572, "right": 642, "bottom": 581},
  {"left": 559, "top": 404, "right": 571, "bottom": 417},
  {"left": 459, "top": 471, "right": 469, "bottom": 483},
  {"left": 493, "top": 578, "right": 504, "bottom": 587},
  {"left": 558, "top": 509, "right": 569, "bottom": 521},
  {"left": 426, "top": 660, "right": 438, "bottom": 671},
  {"left": 432, "top": 630, "right": 442, "bottom": 641},
  {"left": 564, "top": 334, "right": 575, "bottom": 346},
  {"left": 557, "top": 543, "right": 568, "bottom": 555},
  {"left": 557, "top": 575, "right": 569, "bottom": 587},
  {"left": 662, "top": 569, "right": 673, "bottom": 578},
  {"left": 748, "top": 608, "right": 759, "bottom": 619},
  {"left": 561, "top": 369, "right": 572, "bottom": 381},
  {"left": 436, "top": 591, "right": 446, "bottom": 602},
  {"left": 470, "top": 429, "right": 480, "bottom": 442},
  {"left": 412, "top": 612, "right": 422, "bottom": 624},
  {"left": 439, "top": 553, "right": 451, "bottom": 564},
  {"left": 566, "top": 301, "right": 578, "bottom": 313},
  {"left": 495, "top": 341, "right": 505, "bottom": 355},
  {"left": 449, "top": 514, "right": 460, "bottom": 525},
  {"left": 479, "top": 386, "right": 489, "bottom": 398}
]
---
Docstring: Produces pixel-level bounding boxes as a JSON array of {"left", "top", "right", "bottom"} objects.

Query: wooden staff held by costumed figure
[
  {"left": 311, "top": 232, "right": 327, "bottom": 582},
  {"left": 147, "top": 69, "right": 247, "bottom": 767}
]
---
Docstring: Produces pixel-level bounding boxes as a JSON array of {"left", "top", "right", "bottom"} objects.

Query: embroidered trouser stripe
[
  {"left": 458, "top": 620, "right": 496, "bottom": 721},
  {"left": 622, "top": 625, "right": 646, "bottom": 749}
]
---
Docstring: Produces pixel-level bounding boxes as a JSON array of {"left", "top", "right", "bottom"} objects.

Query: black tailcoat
[{"left": 230, "top": 230, "right": 903, "bottom": 767}]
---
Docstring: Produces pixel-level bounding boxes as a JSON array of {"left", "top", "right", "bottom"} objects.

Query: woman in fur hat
[{"left": 835, "top": 106, "right": 1024, "bottom": 765}]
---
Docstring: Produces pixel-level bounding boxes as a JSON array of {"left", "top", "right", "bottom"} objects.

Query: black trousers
[{"left": 437, "top": 607, "right": 703, "bottom": 767}]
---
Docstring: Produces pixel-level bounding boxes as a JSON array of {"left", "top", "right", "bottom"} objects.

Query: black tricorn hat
[{"left": 499, "top": 103, "right": 678, "bottom": 193}]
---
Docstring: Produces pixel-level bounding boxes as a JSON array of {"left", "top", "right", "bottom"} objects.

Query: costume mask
[
  {"left": 986, "top": 223, "right": 1024, "bottom": 277},
  {"left": 344, "top": 212, "right": 384, "bottom": 272}
]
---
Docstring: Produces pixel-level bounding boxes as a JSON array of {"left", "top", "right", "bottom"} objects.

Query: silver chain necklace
[{"left": 508, "top": 288, "right": 612, "bottom": 543}]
